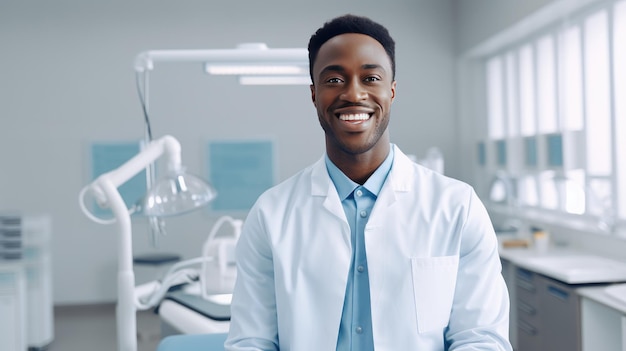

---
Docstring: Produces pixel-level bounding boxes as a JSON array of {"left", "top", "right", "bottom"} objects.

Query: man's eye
[
  {"left": 326, "top": 77, "right": 343, "bottom": 83},
  {"left": 364, "top": 76, "right": 381, "bottom": 82}
]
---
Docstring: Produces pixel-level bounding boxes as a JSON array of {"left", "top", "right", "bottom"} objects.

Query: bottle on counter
[{"left": 532, "top": 228, "right": 550, "bottom": 252}]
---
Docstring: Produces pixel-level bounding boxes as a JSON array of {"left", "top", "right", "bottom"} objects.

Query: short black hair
[{"left": 308, "top": 14, "right": 396, "bottom": 83}]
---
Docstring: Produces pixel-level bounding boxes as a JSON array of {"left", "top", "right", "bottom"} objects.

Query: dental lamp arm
[
  {"left": 78, "top": 135, "right": 186, "bottom": 351},
  {"left": 87, "top": 135, "right": 182, "bottom": 207}
]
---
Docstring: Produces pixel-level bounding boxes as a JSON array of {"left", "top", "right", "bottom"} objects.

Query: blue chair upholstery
[{"left": 157, "top": 333, "right": 228, "bottom": 351}]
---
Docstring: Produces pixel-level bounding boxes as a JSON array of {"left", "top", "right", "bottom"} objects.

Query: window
[
  {"left": 518, "top": 45, "right": 536, "bottom": 137},
  {"left": 536, "top": 35, "right": 558, "bottom": 134},
  {"left": 480, "top": 1, "right": 625, "bottom": 231},
  {"left": 584, "top": 11, "right": 612, "bottom": 178},
  {"left": 614, "top": 1, "right": 626, "bottom": 219},
  {"left": 486, "top": 57, "right": 505, "bottom": 139},
  {"left": 559, "top": 26, "right": 584, "bottom": 132},
  {"left": 505, "top": 52, "right": 518, "bottom": 137}
]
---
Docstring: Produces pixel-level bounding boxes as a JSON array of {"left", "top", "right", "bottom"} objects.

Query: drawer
[
  {"left": 537, "top": 275, "right": 581, "bottom": 351},
  {"left": 515, "top": 268, "right": 539, "bottom": 305},
  {"left": 516, "top": 298, "right": 540, "bottom": 326},
  {"left": 517, "top": 318, "right": 541, "bottom": 351}
]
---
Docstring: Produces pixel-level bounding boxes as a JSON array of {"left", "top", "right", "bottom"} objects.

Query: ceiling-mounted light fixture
[
  {"left": 135, "top": 43, "right": 308, "bottom": 75},
  {"left": 134, "top": 43, "right": 309, "bottom": 87},
  {"left": 205, "top": 63, "right": 308, "bottom": 76},
  {"left": 239, "top": 75, "right": 311, "bottom": 85}
]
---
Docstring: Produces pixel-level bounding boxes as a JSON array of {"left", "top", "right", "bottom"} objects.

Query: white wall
[
  {"left": 0, "top": 0, "right": 457, "bottom": 304},
  {"left": 454, "top": 0, "right": 560, "bottom": 54}
]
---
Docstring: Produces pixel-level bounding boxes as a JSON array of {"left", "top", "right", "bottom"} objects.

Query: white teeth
[{"left": 339, "top": 113, "right": 370, "bottom": 121}]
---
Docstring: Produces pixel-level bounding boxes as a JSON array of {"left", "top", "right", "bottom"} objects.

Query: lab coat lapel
[
  {"left": 367, "top": 145, "right": 414, "bottom": 227},
  {"left": 310, "top": 157, "right": 351, "bottom": 247},
  {"left": 366, "top": 146, "right": 414, "bottom": 318}
]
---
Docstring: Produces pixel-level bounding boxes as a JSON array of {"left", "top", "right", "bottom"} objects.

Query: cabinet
[
  {"left": 537, "top": 275, "right": 581, "bottom": 351},
  {"left": 0, "top": 263, "right": 27, "bottom": 351},
  {"left": 515, "top": 267, "right": 541, "bottom": 350},
  {"left": 578, "top": 286, "right": 626, "bottom": 351},
  {"left": 501, "top": 259, "right": 517, "bottom": 349},
  {"left": 623, "top": 316, "right": 626, "bottom": 351},
  {"left": 515, "top": 267, "right": 581, "bottom": 351}
]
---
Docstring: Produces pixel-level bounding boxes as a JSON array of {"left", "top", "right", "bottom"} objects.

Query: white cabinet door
[
  {"left": 622, "top": 316, "right": 626, "bottom": 351},
  {"left": 581, "top": 297, "right": 622, "bottom": 351}
]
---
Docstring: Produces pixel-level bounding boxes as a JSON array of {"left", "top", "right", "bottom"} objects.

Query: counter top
[{"left": 498, "top": 235, "right": 626, "bottom": 285}]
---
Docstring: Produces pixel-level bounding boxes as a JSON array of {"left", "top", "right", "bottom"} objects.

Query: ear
[
  {"left": 390, "top": 80, "right": 397, "bottom": 102},
  {"left": 310, "top": 84, "right": 316, "bottom": 104}
]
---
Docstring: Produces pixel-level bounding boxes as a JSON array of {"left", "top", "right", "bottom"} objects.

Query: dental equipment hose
[{"left": 134, "top": 256, "right": 215, "bottom": 310}]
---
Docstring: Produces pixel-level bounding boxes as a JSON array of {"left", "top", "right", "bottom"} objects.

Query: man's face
[{"left": 310, "top": 33, "right": 396, "bottom": 157}]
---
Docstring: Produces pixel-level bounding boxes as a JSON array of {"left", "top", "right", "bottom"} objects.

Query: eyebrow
[{"left": 319, "top": 63, "right": 386, "bottom": 76}]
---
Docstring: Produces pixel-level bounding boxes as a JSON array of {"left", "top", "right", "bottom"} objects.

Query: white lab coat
[{"left": 225, "top": 145, "right": 511, "bottom": 351}]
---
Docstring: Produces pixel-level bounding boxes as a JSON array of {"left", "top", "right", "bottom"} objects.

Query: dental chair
[
  {"left": 157, "top": 333, "right": 227, "bottom": 351},
  {"left": 155, "top": 216, "right": 240, "bottom": 350}
]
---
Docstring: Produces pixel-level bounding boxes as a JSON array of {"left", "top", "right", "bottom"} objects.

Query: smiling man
[
  {"left": 312, "top": 31, "right": 395, "bottom": 185},
  {"left": 225, "top": 14, "right": 512, "bottom": 351}
]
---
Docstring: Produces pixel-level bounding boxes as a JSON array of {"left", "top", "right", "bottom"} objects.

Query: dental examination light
[
  {"left": 134, "top": 42, "right": 308, "bottom": 246},
  {"left": 79, "top": 135, "right": 217, "bottom": 351}
]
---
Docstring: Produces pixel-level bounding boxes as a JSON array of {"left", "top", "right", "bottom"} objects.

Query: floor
[{"left": 48, "top": 303, "right": 163, "bottom": 351}]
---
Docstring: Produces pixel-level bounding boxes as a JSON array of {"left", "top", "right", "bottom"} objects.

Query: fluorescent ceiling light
[
  {"left": 135, "top": 43, "right": 308, "bottom": 73},
  {"left": 239, "top": 76, "right": 312, "bottom": 85},
  {"left": 205, "top": 63, "right": 308, "bottom": 75}
]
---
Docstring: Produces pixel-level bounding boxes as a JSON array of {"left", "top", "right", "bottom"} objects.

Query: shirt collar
[{"left": 325, "top": 145, "right": 395, "bottom": 201}]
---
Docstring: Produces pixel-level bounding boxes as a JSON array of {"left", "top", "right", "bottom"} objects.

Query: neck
[{"left": 328, "top": 142, "right": 390, "bottom": 185}]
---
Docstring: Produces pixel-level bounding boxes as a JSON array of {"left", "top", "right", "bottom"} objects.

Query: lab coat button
[
  {"left": 359, "top": 210, "right": 367, "bottom": 218},
  {"left": 357, "top": 265, "right": 365, "bottom": 272},
  {"left": 355, "top": 326, "right": 363, "bottom": 334}
]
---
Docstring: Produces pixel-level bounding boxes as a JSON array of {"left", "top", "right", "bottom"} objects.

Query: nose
[{"left": 341, "top": 79, "right": 368, "bottom": 102}]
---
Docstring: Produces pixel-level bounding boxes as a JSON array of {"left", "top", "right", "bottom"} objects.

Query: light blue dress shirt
[{"left": 325, "top": 146, "right": 394, "bottom": 351}]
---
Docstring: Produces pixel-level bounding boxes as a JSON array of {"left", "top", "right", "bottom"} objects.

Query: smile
[{"left": 338, "top": 113, "right": 371, "bottom": 121}]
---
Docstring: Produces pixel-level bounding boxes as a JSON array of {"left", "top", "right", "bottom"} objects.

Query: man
[{"left": 225, "top": 14, "right": 512, "bottom": 351}]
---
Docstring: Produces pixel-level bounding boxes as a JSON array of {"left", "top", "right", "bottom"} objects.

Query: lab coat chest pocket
[{"left": 410, "top": 255, "right": 459, "bottom": 333}]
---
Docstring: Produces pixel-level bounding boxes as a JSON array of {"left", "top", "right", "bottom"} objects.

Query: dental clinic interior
[{"left": 2, "top": 0, "right": 626, "bottom": 350}]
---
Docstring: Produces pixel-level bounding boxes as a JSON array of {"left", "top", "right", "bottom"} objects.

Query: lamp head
[{"left": 141, "top": 168, "right": 217, "bottom": 217}]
